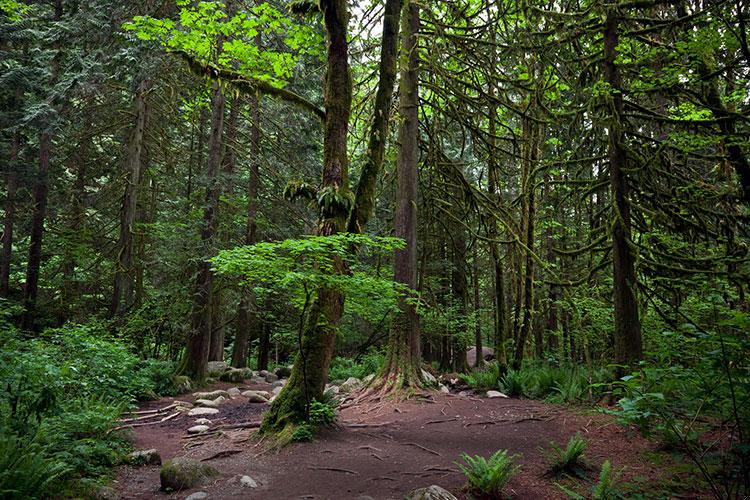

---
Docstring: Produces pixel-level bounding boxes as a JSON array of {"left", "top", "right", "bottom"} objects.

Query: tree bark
[
  {"left": 604, "top": 10, "right": 642, "bottom": 373},
  {"left": 261, "top": 0, "right": 352, "bottom": 435},
  {"left": 1, "top": 134, "right": 18, "bottom": 298},
  {"left": 348, "top": 0, "right": 402, "bottom": 233},
  {"left": 232, "top": 93, "right": 261, "bottom": 369},
  {"left": 184, "top": 82, "right": 225, "bottom": 382},
  {"left": 472, "top": 243, "right": 483, "bottom": 367},
  {"left": 378, "top": 0, "right": 421, "bottom": 390},
  {"left": 111, "top": 79, "right": 151, "bottom": 317}
]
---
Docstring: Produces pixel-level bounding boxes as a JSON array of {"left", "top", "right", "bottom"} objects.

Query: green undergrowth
[
  {"left": 328, "top": 350, "right": 384, "bottom": 382},
  {"left": 0, "top": 319, "right": 176, "bottom": 497},
  {"left": 461, "top": 362, "right": 612, "bottom": 404}
]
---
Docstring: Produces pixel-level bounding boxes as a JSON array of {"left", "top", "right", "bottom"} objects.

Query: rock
[
  {"left": 271, "top": 380, "right": 285, "bottom": 388},
  {"left": 486, "top": 390, "right": 509, "bottom": 399},
  {"left": 192, "top": 390, "right": 230, "bottom": 400},
  {"left": 250, "top": 376, "right": 265, "bottom": 385},
  {"left": 363, "top": 373, "right": 375, "bottom": 384},
  {"left": 340, "top": 377, "right": 362, "bottom": 393},
  {"left": 324, "top": 384, "right": 340, "bottom": 396},
  {"left": 243, "top": 390, "right": 269, "bottom": 403},
  {"left": 173, "top": 376, "right": 192, "bottom": 394},
  {"left": 227, "top": 387, "right": 241, "bottom": 397},
  {"left": 206, "top": 361, "right": 229, "bottom": 376},
  {"left": 457, "top": 391, "right": 470, "bottom": 398},
  {"left": 160, "top": 457, "right": 218, "bottom": 491},
  {"left": 421, "top": 369, "right": 438, "bottom": 387},
  {"left": 258, "top": 370, "right": 270, "bottom": 378},
  {"left": 355, "top": 496, "right": 375, "bottom": 500},
  {"left": 125, "top": 448, "right": 161, "bottom": 466},
  {"left": 185, "top": 492, "right": 208, "bottom": 500},
  {"left": 439, "top": 384, "right": 450, "bottom": 394},
  {"left": 194, "top": 418, "right": 212, "bottom": 425},
  {"left": 91, "top": 486, "right": 119, "bottom": 500},
  {"left": 195, "top": 399, "right": 219, "bottom": 408},
  {"left": 213, "top": 396, "right": 226, "bottom": 405},
  {"left": 240, "top": 475, "right": 258, "bottom": 488},
  {"left": 220, "top": 368, "right": 246, "bottom": 382},
  {"left": 274, "top": 365, "right": 292, "bottom": 378},
  {"left": 187, "top": 425, "right": 210, "bottom": 434},
  {"left": 466, "top": 346, "right": 495, "bottom": 367},
  {"left": 272, "top": 386, "right": 283, "bottom": 396},
  {"left": 188, "top": 407, "right": 219, "bottom": 417},
  {"left": 264, "top": 373, "right": 278, "bottom": 383},
  {"left": 404, "top": 485, "right": 458, "bottom": 500}
]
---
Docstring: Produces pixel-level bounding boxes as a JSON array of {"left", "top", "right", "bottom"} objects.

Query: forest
[{"left": 0, "top": 0, "right": 749, "bottom": 498}]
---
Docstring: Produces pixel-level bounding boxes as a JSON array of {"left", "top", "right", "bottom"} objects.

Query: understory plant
[
  {"left": 543, "top": 433, "right": 588, "bottom": 477},
  {"left": 457, "top": 450, "right": 521, "bottom": 498},
  {"left": 558, "top": 460, "right": 623, "bottom": 500}
]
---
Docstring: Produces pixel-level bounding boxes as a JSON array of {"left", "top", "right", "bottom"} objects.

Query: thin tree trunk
[
  {"left": 111, "top": 79, "right": 151, "bottom": 317},
  {"left": 22, "top": 0, "right": 62, "bottom": 330},
  {"left": 473, "top": 243, "right": 483, "bottom": 367},
  {"left": 184, "top": 82, "right": 225, "bottom": 382},
  {"left": 604, "top": 11, "right": 642, "bottom": 374},
  {"left": 1, "top": 134, "right": 18, "bottom": 298},
  {"left": 348, "top": 0, "right": 402, "bottom": 233},
  {"left": 513, "top": 107, "right": 538, "bottom": 370},
  {"left": 232, "top": 93, "right": 260, "bottom": 369}
]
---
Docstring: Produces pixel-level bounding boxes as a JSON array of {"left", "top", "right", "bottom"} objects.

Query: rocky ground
[{"left": 110, "top": 363, "right": 697, "bottom": 499}]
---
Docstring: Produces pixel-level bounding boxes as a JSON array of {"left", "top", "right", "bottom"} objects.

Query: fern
[
  {"left": 0, "top": 434, "right": 70, "bottom": 498},
  {"left": 456, "top": 450, "right": 521, "bottom": 498},
  {"left": 543, "top": 432, "right": 587, "bottom": 477}
]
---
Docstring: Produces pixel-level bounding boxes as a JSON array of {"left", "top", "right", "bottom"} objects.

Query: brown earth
[{"left": 112, "top": 379, "right": 696, "bottom": 500}]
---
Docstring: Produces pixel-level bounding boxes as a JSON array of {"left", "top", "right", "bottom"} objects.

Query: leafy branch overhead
[
  {"left": 211, "top": 234, "right": 407, "bottom": 322},
  {"left": 123, "top": 1, "right": 325, "bottom": 117}
]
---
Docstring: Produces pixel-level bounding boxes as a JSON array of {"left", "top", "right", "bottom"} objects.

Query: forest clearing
[{"left": 1, "top": 0, "right": 748, "bottom": 498}]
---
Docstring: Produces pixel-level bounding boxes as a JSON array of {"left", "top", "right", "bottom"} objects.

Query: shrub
[
  {"left": 456, "top": 450, "right": 521, "bottom": 498},
  {"left": 558, "top": 460, "right": 623, "bottom": 500},
  {"left": 500, "top": 369, "right": 528, "bottom": 397},
  {"left": 543, "top": 433, "right": 587, "bottom": 477},
  {"left": 0, "top": 434, "right": 70, "bottom": 498},
  {"left": 461, "top": 362, "right": 503, "bottom": 391},
  {"left": 329, "top": 350, "right": 384, "bottom": 381},
  {"left": 308, "top": 399, "right": 336, "bottom": 427}
]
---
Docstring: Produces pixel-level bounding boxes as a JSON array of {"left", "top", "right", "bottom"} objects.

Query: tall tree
[
  {"left": 261, "top": 0, "right": 353, "bottom": 434},
  {"left": 377, "top": 0, "right": 421, "bottom": 391}
]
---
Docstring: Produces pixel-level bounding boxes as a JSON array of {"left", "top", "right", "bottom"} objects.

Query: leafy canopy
[
  {"left": 123, "top": 0, "right": 323, "bottom": 88},
  {"left": 212, "top": 233, "right": 406, "bottom": 323}
]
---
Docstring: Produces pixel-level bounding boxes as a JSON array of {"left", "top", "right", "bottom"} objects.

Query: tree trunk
[
  {"left": 21, "top": 0, "right": 62, "bottom": 330},
  {"left": 261, "top": 0, "right": 352, "bottom": 436},
  {"left": 184, "top": 82, "right": 225, "bottom": 382},
  {"left": 111, "top": 79, "right": 151, "bottom": 317},
  {"left": 232, "top": 93, "right": 260, "bottom": 369},
  {"left": 473, "top": 243, "right": 483, "bottom": 367},
  {"left": 1, "top": 134, "right": 18, "bottom": 298},
  {"left": 378, "top": 0, "right": 421, "bottom": 391},
  {"left": 512, "top": 108, "right": 538, "bottom": 370},
  {"left": 604, "top": 11, "right": 642, "bottom": 374},
  {"left": 348, "top": 0, "right": 402, "bottom": 233},
  {"left": 451, "top": 226, "right": 470, "bottom": 373}
]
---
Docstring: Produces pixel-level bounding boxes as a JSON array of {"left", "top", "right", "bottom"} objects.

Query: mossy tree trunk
[
  {"left": 376, "top": 0, "right": 421, "bottom": 392},
  {"left": 604, "top": 10, "right": 642, "bottom": 375},
  {"left": 261, "top": 0, "right": 352, "bottom": 435}
]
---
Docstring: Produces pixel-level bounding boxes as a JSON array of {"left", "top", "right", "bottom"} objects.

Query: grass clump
[
  {"left": 456, "top": 450, "right": 521, "bottom": 498},
  {"left": 543, "top": 432, "right": 588, "bottom": 477}
]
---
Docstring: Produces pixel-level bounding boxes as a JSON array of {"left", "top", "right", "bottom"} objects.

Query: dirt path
[{"left": 113, "top": 380, "right": 677, "bottom": 499}]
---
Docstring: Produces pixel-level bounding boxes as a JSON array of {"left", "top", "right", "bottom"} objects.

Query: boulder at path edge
[
  {"left": 160, "top": 457, "right": 218, "bottom": 491},
  {"left": 404, "top": 485, "right": 458, "bottom": 500}
]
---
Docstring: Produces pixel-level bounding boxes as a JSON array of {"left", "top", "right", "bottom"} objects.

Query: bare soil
[{"left": 112, "top": 380, "right": 697, "bottom": 499}]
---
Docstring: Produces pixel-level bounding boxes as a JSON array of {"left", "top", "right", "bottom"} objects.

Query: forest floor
[{"left": 113, "top": 378, "right": 701, "bottom": 499}]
